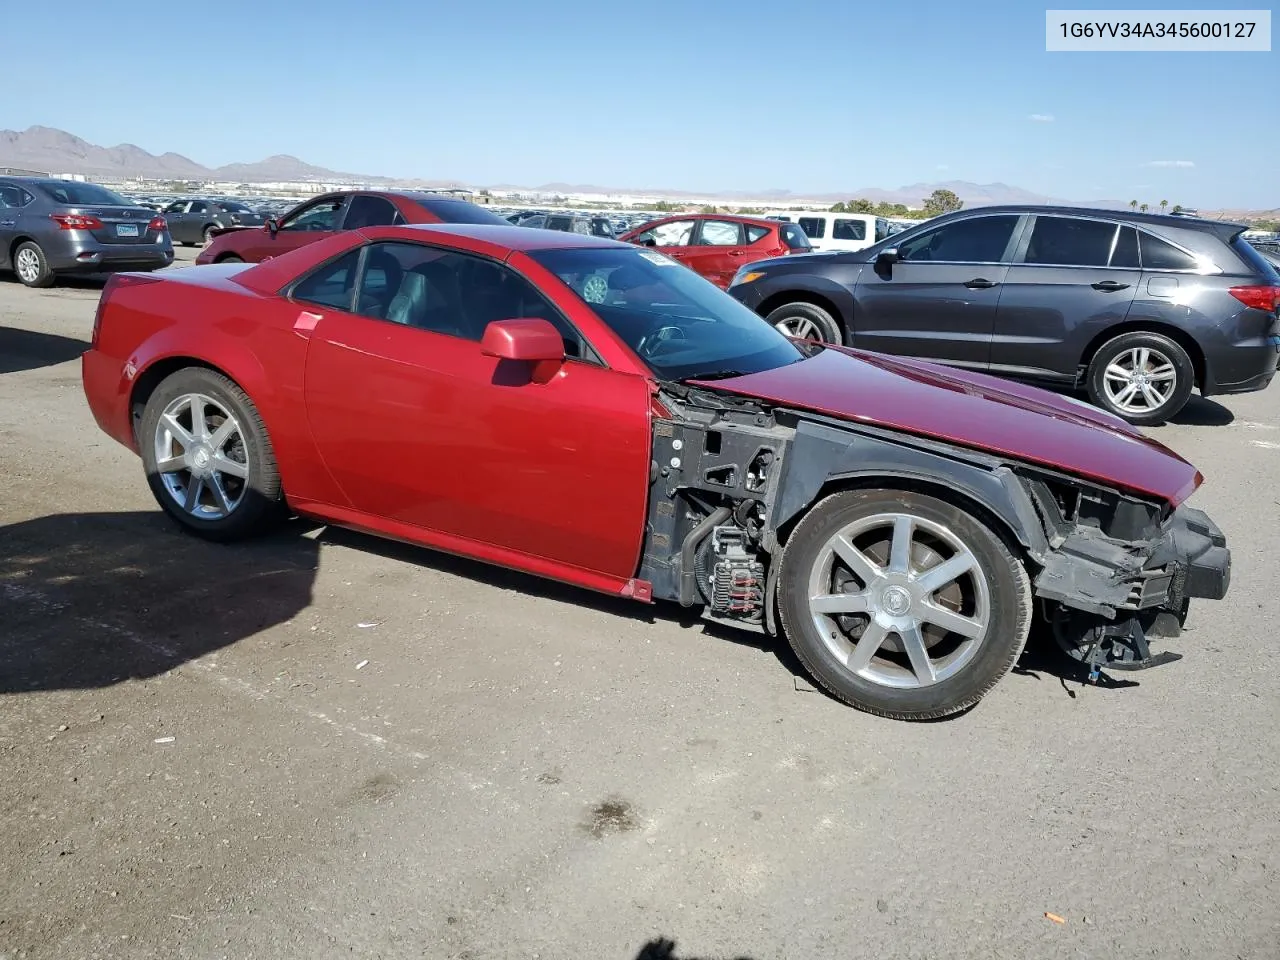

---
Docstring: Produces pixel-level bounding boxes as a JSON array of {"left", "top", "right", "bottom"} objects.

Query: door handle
[
  {"left": 727, "top": 250, "right": 748, "bottom": 257},
  {"left": 1092, "top": 280, "right": 1130, "bottom": 291},
  {"left": 964, "top": 278, "right": 999, "bottom": 289},
  {"left": 0, "top": 220, "right": 14, "bottom": 226}
]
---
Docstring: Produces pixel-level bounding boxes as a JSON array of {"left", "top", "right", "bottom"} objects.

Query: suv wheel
[
  {"left": 777, "top": 489, "right": 1032, "bottom": 720},
  {"left": 766, "top": 302, "right": 842, "bottom": 344},
  {"left": 1087, "top": 331, "right": 1194, "bottom": 425}
]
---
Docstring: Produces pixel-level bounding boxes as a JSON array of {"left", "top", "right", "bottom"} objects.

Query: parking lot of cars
[{"left": 2, "top": 215, "right": 1280, "bottom": 957}]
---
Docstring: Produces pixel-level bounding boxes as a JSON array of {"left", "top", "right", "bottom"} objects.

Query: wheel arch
[
  {"left": 1080, "top": 321, "right": 1205, "bottom": 390},
  {"left": 128, "top": 356, "right": 241, "bottom": 444},
  {"left": 8, "top": 235, "right": 40, "bottom": 268},
  {"left": 755, "top": 284, "right": 851, "bottom": 341}
]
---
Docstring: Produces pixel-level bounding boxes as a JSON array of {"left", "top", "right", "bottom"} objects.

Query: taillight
[
  {"left": 50, "top": 213, "right": 103, "bottom": 230},
  {"left": 1229, "top": 285, "right": 1280, "bottom": 312},
  {"left": 148, "top": 215, "right": 166, "bottom": 232},
  {"left": 91, "top": 274, "right": 163, "bottom": 349}
]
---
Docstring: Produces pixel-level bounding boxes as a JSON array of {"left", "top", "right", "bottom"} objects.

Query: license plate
[{"left": 116, "top": 223, "right": 140, "bottom": 238}]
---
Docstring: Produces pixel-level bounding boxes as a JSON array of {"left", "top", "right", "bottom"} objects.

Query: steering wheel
[{"left": 637, "top": 325, "right": 687, "bottom": 359}]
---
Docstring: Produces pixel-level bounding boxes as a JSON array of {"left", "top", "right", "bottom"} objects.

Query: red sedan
[
  {"left": 83, "top": 224, "right": 1230, "bottom": 719},
  {"left": 195, "top": 190, "right": 506, "bottom": 265},
  {"left": 619, "top": 214, "right": 812, "bottom": 288}
]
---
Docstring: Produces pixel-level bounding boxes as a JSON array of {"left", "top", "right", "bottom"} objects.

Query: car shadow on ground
[
  {"left": 634, "top": 937, "right": 756, "bottom": 960},
  {"left": 0, "top": 512, "right": 318, "bottom": 695},
  {"left": 1163, "top": 395, "right": 1235, "bottom": 427},
  {"left": 0, "top": 325, "right": 89, "bottom": 374}
]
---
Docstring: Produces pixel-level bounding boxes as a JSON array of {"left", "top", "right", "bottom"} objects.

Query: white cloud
[
  {"left": 1145, "top": 160, "right": 1195, "bottom": 168},
  {"left": 1029, "top": 113, "right": 1055, "bottom": 122}
]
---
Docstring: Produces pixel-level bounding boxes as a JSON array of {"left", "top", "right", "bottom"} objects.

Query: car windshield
[
  {"left": 530, "top": 246, "right": 806, "bottom": 380},
  {"left": 34, "top": 181, "right": 129, "bottom": 205}
]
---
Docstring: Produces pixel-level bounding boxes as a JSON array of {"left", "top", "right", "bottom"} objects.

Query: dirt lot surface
[{"left": 2, "top": 248, "right": 1278, "bottom": 960}]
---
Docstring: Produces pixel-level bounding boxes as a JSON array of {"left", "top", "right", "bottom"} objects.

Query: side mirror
[
  {"left": 875, "top": 247, "right": 900, "bottom": 268},
  {"left": 481, "top": 318, "right": 565, "bottom": 363},
  {"left": 266, "top": 218, "right": 279, "bottom": 236}
]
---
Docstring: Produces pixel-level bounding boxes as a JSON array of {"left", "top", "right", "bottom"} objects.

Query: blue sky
[{"left": 6, "top": 0, "right": 1276, "bottom": 207}]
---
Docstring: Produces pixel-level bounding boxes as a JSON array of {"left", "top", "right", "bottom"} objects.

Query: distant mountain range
[{"left": 1, "top": 126, "right": 1270, "bottom": 220}]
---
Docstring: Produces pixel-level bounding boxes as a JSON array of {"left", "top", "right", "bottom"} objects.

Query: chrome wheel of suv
[
  {"left": 1102, "top": 347, "right": 1178, "bottom": 415},
  {"left": 1087, "top": 331, "right": 1195, "bottom": 426}
]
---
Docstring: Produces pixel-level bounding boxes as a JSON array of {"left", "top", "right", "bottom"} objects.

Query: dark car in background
[
  {"left": 517, "top": 212, "right": 616, "bottom": 238},
  {"left": 729, "top": 205, "right": 1280, "bottom": 424},
  {"left": 163, "top": 199, "right": 264, "bottom": 246},
  {"left": 195, "top": 190, "right": 507, "bottom": 265},
  {"left": 0, "top": 177, "right": 173, "bottom": 288},
  {"left": 620, "top": 214, "right": 813, "bottom": 289}
]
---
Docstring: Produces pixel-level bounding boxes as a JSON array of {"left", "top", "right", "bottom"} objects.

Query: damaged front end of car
[{"left": 637, "top": 382, "right": 1230, "bottom": 685}]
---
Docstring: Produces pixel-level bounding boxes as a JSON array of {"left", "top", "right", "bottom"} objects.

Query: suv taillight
[
  {"left": 50, "top": 213, "right": 103, "bottom": 230},
  {"left": 1229, "top": 285, "right": 1280, "bottom": 312},
  {"left": 148, "top": 215, "right": 166, "bottom": 232},
  {"left": 91, "top": 274, "right": 162, "bottom": 349}
]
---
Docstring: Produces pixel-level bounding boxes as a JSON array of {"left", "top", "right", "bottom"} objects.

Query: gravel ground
[{"left": 1, "top": 249, "right": 1278, "bottom": 960}]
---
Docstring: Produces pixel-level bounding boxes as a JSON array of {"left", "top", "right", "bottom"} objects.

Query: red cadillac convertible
[{"left": 82, "top": 224, "right": 1231, "bottom": 719}]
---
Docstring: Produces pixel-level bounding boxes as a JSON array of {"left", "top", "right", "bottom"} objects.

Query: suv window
[
  {"left": 697, "top": 221, "right": 743, "bottom": 246},
  {"left": 797, "top": 217, "right": 826, "bottom": 239},
  {"left": 897, "top": 215, "right": 1019, "bottom": 263},
  {"left": 1140, "top": 232, "right": 1200, "bottom": 271},
  {"left": 1024, "top": 216, "right": 1117, "bottom": 267},
  {"left": 292, "top": 249, "right": 361, "bottom": 311},
  {"left": 350, "top": 241, "right": 594, "bottom": 360},
  {"left": 745, "top": 224, "right": 771, "bottom": 244},
  {"left": 163, "top": 200, "right": 188, "bottom": 214},
  {"left": 781, "top": 223, "right": 812, "bottom": 251},
  {"left": 833, "top": 218, "right": 866, "bottom": 241},
  {"left": 648, "top": 220, "right": 696, "bottom": 247},
  {"left": 343, "top": 194, "right": 400, "bottom": 229},
  {"left": 875, "top": 218, "right": 890, "bottom": 242},
  {"left": 281, "top": 198, "right": 345, "bottom": 232},
  {"left": 189, "top": 201, "right": 209, "bottom": 214}
]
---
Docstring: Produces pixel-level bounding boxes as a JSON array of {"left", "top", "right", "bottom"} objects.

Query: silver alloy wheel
[
  {"left": 806, "top": 512, "right": 991, "bottom": 689},
  {"left": 153, "top": 392, "right": 249, "bottom": 520},
  {"left": 1102, "top": 346, "right": 1178, "bottom": 414},
  {"left": 15, "top": 247, "right": 41, "bottom": 284},
  {"left": 774, "top": 316, "right": 824, "bottom": 340}
]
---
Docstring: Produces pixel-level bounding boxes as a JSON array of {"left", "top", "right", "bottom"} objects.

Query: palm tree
[
  {"left": 1173, "top": 204, "right": 1183, "bottom": 214},
  {"left": 1140, "top": 203, "right": 1149, "bottom": 213},
  {"left": 1160, "top": 199, "right": 1168, "bottom": 213},
  {"left": 1130, "top": 200, "right": 1138, "bottom": 211}
]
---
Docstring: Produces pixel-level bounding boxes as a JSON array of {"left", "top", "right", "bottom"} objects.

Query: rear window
[
  {"left": 33, "top": 180, "right": 129, "bottom": 206},
  {"left": 781, "top": 223, "right": 812, "bottom": 251},
  {"left": 797, "top": 217, "right": 826, "bottom": 239},
  {"left": 414, "top": 197, "right": 508, "bottom": 225}
]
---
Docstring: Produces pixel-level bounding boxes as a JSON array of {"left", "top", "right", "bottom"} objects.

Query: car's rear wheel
[
  {"left": 766, "top": 301, "right": 842, "bottom": 344},
  {"left": 139, "top": 368, "right": 283, "bottom": 542},
  {"left": 217, "top": 254, "right": 244, "bottom": 264},
  {"left": 13, "top": 241, "right": 54, "bottom": 288},
  {"left": 777, "top": 489, "right": 1032, "bottom": 719},
  {"left": 1087, "top": 331, "right": 1194, "bottom": 425}
]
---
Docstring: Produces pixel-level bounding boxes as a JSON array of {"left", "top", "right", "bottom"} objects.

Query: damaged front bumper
[{"left": 1034, "top": 504, "right": 1230, "bottom": 678}]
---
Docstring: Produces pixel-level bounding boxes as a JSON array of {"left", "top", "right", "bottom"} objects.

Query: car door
[
  {"left": 162, "top": 200, "right": 193, "bottom": 243},
  {"left": 634, "top": 219, "right": 698, "bottom": 270},
  {"left": 295, "top": 239, "right": 653, "bottom": 581},
  {"left": 686, "top": 219, "right": 751, "bottom": 288},
  {"left": 850, "top": 213, "right": 1023, "bottom": 370},
  {"left": 241, "top": 195, "right": 349, "bottom": 262},
  {"left": 992, "top": 214, "right": 1140, "bottom": 384}
]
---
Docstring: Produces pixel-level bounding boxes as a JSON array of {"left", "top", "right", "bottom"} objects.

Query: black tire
[
  {"left": 13, "top": 240, "right": 54, "bottom": 288},
  {"left": 1086, "top": 331, "right": 1194, "bottom": 426},
  {"left": 765, "top": 301, "right": 843, "bottom": 344},
  {"left": 139, "top": 367, "right": 284, "bottom": 542},
  {"left": 217, "top": 254, "right": 244, "bottom": 264},
  {"left": 777, "top": 489, "right": 1032, "bottom": 720}
]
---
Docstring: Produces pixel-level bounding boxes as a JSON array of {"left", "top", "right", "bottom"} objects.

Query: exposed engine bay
[{"left": 636, "top": 382, "right": 1230, "bottom": 682}]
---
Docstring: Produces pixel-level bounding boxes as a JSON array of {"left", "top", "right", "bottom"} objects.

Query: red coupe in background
[
  {"left": 195, "top": 190, "right": 507, "bottom": 265},
  {"left": 83, "top": 224, "right": 1230, "bottom": 719},
  {"left": 619, "top": 214, "right": 813, "bottom": 288}
]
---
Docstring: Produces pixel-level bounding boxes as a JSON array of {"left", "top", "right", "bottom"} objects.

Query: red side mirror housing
[{"left": 480, "top": 318, "right": 565, "bottom": 363}]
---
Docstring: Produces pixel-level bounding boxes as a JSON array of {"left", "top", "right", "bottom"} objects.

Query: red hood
[{"left": 689, "top": 346, "right": 1202, "bottom": 506}]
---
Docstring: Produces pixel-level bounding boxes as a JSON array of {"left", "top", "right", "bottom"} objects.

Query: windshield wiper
[{"left": 679, "top": 369, "right": 750, "bottom": 382}]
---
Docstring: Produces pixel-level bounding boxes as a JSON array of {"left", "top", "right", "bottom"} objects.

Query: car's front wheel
[
  {"left": 765, "top": 301, "right": 843, "bottom": 344},
  {"left": 1086, "top": 331, "right": 1194, "bottom": 425},
  {"left": 139, "top": 367, "right": 284, "bottom": 542},
  {"left": 777, "top": 489, "right": 1032, "bottom": 719}
]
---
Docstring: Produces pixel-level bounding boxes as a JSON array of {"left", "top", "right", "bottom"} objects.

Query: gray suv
[
  {"left": 729, "top": 205, "right": 1280, "bottom": 424},
  {"left": 0, "top": 177, "right": 174, "bottom": 288}
]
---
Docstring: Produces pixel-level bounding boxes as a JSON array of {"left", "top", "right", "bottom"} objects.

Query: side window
[
  {"left": 280, "top": 198, "right": 345, "bottom": 232},
  {"left": 875, "top": 219, "right": 890, "bottom": 242},
  {"left": 19, "top": 189, "right": 34, "bottom": 206},
  {"left": 0, "top": 184, "right": 22, "bottom": 208},
  {"left": 189, "top": 201, "right": 209, "bottom": 214},
  {"left": 697, "top": 221, "right": 744, "bottom": 246},
  {"left": 163, "top": 200, "right": 188, "bottom": 214},
  {"left": 351, "top": 242, "right": 596, "bottom": 361},
  {"left": 832, "top": 218, "right": 866, "bottom": 241},
  {"left": 291, "top": 248, "right": 362, "bottom": 311},
  {"left": 897, "top": 215, "right": 1019, "bottom": 263},
  {"left": 797, "top": 217, "right": 826, "bottom": 239},
  {"left": 649, "top": 220, "right": 696, "bottom": 247},
  {"left": 1140, "top": 232, "right": 1200, "bottom": 271},
  {"left": 1024, "top": 216, "right": 1117, "bottom": 267},
  {"left": 1110, "top": 226, "right": 1140, "bottom": 268},
  {"left": 343, "top": 195, "right": 400, "bottom": 229},
  {"left": 745, "top": 224, "right": 770, "bottom": 244}
]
